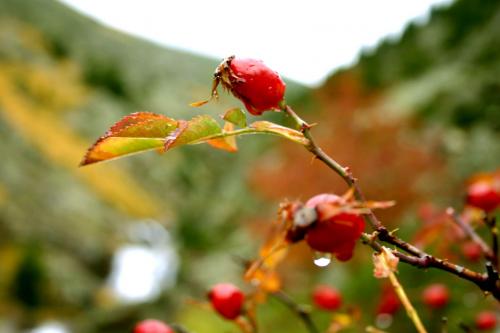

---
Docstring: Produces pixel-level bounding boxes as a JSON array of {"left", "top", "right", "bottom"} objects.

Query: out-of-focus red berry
[
  {"left": 422, "top": 284, "right": 449, "bottom": 309},
  {"left": 304, "top": 194, "right": 365, "bottom": 261},
  {"left": 133, "top": 320, "right": 174, "bottom": 333},
  {"left": 312, "top": 285, "right": 343, "bottom": 311},
  {"left": 466, "top": 173, "right": 500, "bottom": 213},
  {"left": 476, "top": 311, "right": 497, "bottom": 330},
  {"left": 216, "top": 56, "right": 286, "bottom": 116},
  {"left": 208, "top": 283, "right": 245, "bottom": 320},
  {"left": 376, "top": 285, "right": 401, "bottom": 315},
  {"left": 462, "top": 241, "right": 482, "bottom": 262}
]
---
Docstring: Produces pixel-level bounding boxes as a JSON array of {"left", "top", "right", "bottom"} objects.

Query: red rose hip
[
  {"left": 422, "top": 283, "right": 449, "bottom": 309},
  {"left": 466, "top": 173, "right": 500, "bottom": 213},
  {"left": 215, "top": 56, "right": 286, "bottom": 116},
  {"left": 476, "top": 311, "right": 497, "bottom": 330},
  {"left": 133, "top": 320, "right": 174, "bottom": 333},
  {"left": 312, "top": 285, "right": 342, "bottom": 311},
  {"left": 304, "top": 194, "right": 365, "bottom": 261},
  {"left": 377, "top": 285, "right": 401, "bottom": 315},
  {"left": 208, "top": 283, "right": 245, "bottom": 320},
  {"left": 462, "top": 241, "right": 482, "bottom": 262}
]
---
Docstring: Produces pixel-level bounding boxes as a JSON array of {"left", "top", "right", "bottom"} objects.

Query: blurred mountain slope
[{"left": 0, "top": 0, "right": 310, "bottom": 327}]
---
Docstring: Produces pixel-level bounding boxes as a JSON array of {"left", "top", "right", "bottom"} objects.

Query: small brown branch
[
  {"left": 486, "top": 217, "right": 499, "bottom": 268},
  {"left": 447, "top": 208, "right": 494, "bottom": 261},
  {"left": 271, "top": 290, "right": 319, "bottom": 333}
]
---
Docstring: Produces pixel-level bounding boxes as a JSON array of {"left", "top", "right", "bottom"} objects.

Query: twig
[
  {"left": 486, "top": 217, "right": 499, "bottom": 268},
  {"left": 458, "top": 322, "right": 474, "bottom": 332},
  {"left": 447, "top": 207, "right": 494, "bottom": 261},
  {"left": 441, "top": 317, "right": 448, "bottom": 333},
  {"left": 378, "top": 248, "right": 427, "bottom": 333},
  {"left": 283, "top": 104, "right": 500, "bottom": 301},
  {"left": 235, "top": 317, "right": 254, "bottom": 333},
  {"left": 171, "top": 324, "right": 193, "bottom": 333},
  {"left": 271, "top": 290, "right": 320, "bottom": 333}
]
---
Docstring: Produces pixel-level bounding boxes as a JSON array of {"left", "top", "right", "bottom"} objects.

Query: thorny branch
[{"left": 283, "top": 104, "right": 500, "bottom": 301}]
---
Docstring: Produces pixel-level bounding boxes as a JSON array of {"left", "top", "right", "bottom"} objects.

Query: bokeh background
[{"left": 0, "top": 0, "right": 499, "bottom": 332}]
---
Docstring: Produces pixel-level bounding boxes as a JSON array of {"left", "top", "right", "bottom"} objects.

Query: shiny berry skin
[
  {"left": 312, "top": 285, "right": 342, "bottom": 311},
  {"left": 133, "top": 320, "right": 174, "bottom": 333},
  {"left": 377, "top": 286, "right": 400, "bottom": 315},
  {"left": 476, "top": 311, "right": 497, "bottom": 330},
  {"left": 304, "top": 194, "right": 365, "bottom": 261},
  {"left": 422, "top": 284, "right": 449, "bottom": 309},
  {"left": 462, "top": 241, "right": 482, "bottom": 262},
  {"left": 217, "top": 57, "right": 286, "bottom": 116},
  {"left": 466, "top": 175, "right": 500, "bottom": 213},
  {"left": 208, "top": 283, "right": 245, "bottom": 320}
]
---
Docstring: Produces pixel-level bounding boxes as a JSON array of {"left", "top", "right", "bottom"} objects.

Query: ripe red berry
[
  {"left": 461, "top": 241, "right": 482, "bottom": 262},
  {"left": 377, "top": 285, "right": 401, "bottom": 315},
  {"left": 208, "top": 283, "right": 245, "bottom": 320},
  {"left": 312, "top": 285, "right": 342, "bottom": 311},
  {"left": 215, "top": 56, "right": 286, "bottom": 116},
  {"left": 422, "top": 283, "right": 449, "bottom": 309},
  {"left": 466, "top": 174, "right": 500, "bottom": 213},
  {"left": 304, "top": 194, "right": 365, "bottom": 261},
  {"left": 133, "top": 320, "right": 174, "bottom": 333},
  {"left": 476, "top": 311, "right": 497, "bottom": 330}
]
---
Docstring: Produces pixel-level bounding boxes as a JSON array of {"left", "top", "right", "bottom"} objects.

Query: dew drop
[{"left": 313, "top": 252, "right": 332, "bottom": 267}]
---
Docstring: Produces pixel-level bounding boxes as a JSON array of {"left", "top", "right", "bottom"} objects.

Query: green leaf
[
  {"left": 222, "top": 107, "right": 247, "bottom": 128},
  {"left": 80, "top": 112, "right": 178, "bottom": 166},
  {"left": 207, "top": 122, "right": 238, "bottom": 152},
  {"left": 81, "top": 113, "right": 231, "bottom": 166},
  {"left": 249, "top": 121, "right": 309, "bottom": 146},
  {"left": 165, "top": 115, "right": 222, "bottom": 150},
  {"left": 80, "top": 113, "right": 308, "bottom": 166}
]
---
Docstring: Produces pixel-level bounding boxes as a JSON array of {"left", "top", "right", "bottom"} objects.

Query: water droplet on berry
[{"left": 313, "top": 252, "right": 332, "bottom": 267}]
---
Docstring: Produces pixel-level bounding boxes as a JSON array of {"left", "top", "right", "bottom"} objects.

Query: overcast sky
[{"left": 58, "top": 0, "right": 451, "bottom": 86}]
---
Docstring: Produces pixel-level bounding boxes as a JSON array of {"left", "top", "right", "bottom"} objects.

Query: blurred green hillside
[
  {"left": 0, "top": 0, "right": 499, "bottom": 332},
  {"left": 0, "top": 0, "right": 309, "bottom": 331}
]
